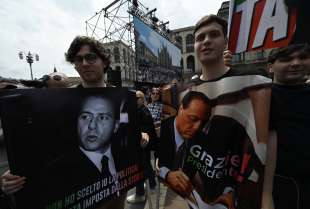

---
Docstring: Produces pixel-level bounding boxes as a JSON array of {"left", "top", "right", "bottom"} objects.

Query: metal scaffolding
[{"left": 85, "top": 0, "right": 172, "bottom": 85}]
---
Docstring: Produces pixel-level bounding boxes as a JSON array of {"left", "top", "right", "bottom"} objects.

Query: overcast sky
[{"left": 0, "top": 0, "right": 227, "bottom": 79}]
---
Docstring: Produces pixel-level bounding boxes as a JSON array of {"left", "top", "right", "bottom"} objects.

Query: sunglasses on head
[
  {"left": 74, "top": 53, "right": 98, "bottom": 64},
  {"left": 42, "top": 75, "right": 63, "bottom": 81}
]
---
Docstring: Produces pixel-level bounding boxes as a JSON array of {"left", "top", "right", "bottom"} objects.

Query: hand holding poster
[
  {"left": 0, "top": 88, "right": 144, "bottom": 209},
  {"left": 228, "top": 0, "right": 297, "bottom": 53}
]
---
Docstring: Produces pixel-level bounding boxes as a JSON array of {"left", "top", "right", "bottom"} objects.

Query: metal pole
[
  {"left": 105, "top": 0, "right": 121, "bottom": 11},
  {"left": 29, "top": 62, "right": 33, "bottom": 80}
]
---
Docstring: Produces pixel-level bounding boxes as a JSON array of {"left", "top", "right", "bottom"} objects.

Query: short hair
[
  {"left": 268, "top": 43, "right": 310, "bottom": 64},
  {"left": 79, "top": 96, "right": 120, "bottom": 120},
  {"left": 194, "top": 14, "right": 228, "bottom": 37},
  {"left": 65, "top": 36, "right": 111, "bottom": 73},
  {"left": 181, "top": 91, "right": 210, "bottom": 110},
  {"left": 136, "top": 90, "right": 145, "bottom": 98}
]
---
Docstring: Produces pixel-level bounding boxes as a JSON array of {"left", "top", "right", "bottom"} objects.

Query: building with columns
[
  {"left": 170, "top": 26, "right": 200, "bottom": 82},
  {"left": 102, "top": 41, "right": 136, "bottom": 87}
]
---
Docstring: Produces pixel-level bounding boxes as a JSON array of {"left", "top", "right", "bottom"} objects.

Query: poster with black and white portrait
[{"left": 0, "top": 88, "right": 144, "bottom": 209}]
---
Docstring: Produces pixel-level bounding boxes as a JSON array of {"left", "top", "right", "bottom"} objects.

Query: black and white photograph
[{"left": 0, "top": 88, "right": 144, "bottom": 209}]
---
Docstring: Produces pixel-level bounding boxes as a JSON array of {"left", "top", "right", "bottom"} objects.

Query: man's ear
[{"left": 114, "top": 120, "right": 120, "bottom": 133}]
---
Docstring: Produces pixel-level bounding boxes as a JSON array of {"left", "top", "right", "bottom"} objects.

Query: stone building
[
  {"left": 170, "top": 26, "right": 199, "bottom": 82},
  {"left": 102, "top": 41, "right": 136, "bottom": 87}
]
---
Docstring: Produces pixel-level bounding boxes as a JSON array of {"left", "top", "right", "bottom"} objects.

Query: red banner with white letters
[{"left": 228, "top": 0, "right": 297, "bottom": 53}]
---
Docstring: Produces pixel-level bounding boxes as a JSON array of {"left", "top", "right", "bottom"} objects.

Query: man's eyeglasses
[
  {"left": 151, "top": 92, "right": 160, "bottom": 95},
  {"left": 74, "top": 53, "right": 98, "bottom": 65}
]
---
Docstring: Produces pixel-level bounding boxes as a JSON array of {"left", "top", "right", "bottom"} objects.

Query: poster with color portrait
[{"left": 158, "top": 73, "right": 271, "bottom": 209}]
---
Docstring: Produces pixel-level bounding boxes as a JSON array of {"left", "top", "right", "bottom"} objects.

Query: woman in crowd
[{"left": 147, "top": 87, "right": 163, "bottom": 136}]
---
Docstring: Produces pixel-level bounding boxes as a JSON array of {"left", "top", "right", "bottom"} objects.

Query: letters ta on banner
[{"left": 228, "top": 0, "right": 297, "bottom": 54}]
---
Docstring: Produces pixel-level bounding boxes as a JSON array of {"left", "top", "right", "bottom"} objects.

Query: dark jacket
[{"left": 136, "top": 104, "right": 158, "bottom": 152}]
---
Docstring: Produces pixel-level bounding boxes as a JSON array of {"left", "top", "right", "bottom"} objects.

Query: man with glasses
[
  {"left": 1, "top": 35, "right": 112, "bottom": 188},
  {"left": 66, "top": 36, "right": 111, "bottom": 88}
]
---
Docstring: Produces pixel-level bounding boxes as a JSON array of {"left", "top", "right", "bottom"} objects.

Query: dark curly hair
[{"left": 65, "top": 36, "right": 110, "bottom": 73}]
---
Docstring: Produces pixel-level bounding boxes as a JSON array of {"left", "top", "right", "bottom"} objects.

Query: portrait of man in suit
[
  {"left": 41, "top": 94, "right": 131, "bottom": 209},
  {"left": 158, "top": 91, "right": 211, "bottom": 197},
  {"left": 77, "top": 96, "right": 119, "bottom": 177}
]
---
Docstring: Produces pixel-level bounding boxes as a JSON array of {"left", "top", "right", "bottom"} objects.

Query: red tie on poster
[{"left": 228, "top": 0, "right": 297, "bottom": 54}]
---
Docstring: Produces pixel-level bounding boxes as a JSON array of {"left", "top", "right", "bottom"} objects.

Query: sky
[{"left": 0, "top": 0, "right": 227, "bottom": 79}]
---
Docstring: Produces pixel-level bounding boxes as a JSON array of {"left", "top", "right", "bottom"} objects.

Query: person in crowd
[
  {"left": 177, "top": 14, "right": 271, "bottom": 209},
  {"left": 41, "top": 72, "right": 69, "bottom": 88},
  {"left": 1, "top": 36, "right": 150, "bottom": 209},
  {"left": 0, "top": 79, "right": 29, "bottom": 209},
  {"left": 127, "top": 90, "right": 158, "bottom": 203},
  {"left": 19, "top": 72, "right": 69, "bottom": 88},
  {"left": 0, "top": 80, "right": 27, "bottom": 197},
  {"left": 147, "top": 87, "right": 163, "bottom": 138},
  {"left": 0, "top": 72, "right": 69, "bottom": 208},
  {"left": 0, "top": 78, "right": 28, "bottom": 89},
  {"left": 147, "top": 87, "right": 163, "bottom": 123},
  {"left": 265, "top": 43, "right": 310, "bottom": 209}
]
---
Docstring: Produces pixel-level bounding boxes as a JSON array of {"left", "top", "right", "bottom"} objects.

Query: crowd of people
[
  {"left": 0, "top": 11, "right": 310, "bottom": 209},
  {"left": 136, "top": 66, "right": 178, "bottom": 84}
]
